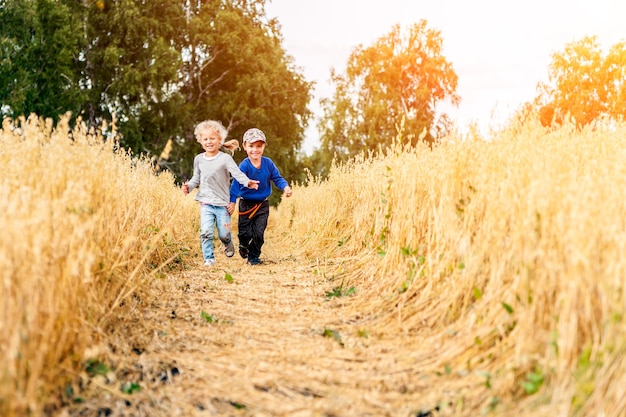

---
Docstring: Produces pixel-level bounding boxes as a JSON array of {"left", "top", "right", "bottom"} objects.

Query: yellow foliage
[
  {"left": 275, "top": 115, "right": 626, "bottom": 415},
  {"left": 0, "top": 113, "right": 197, "bottom": 416},
  {"left": 4, "top": 110, "right": 626, "bottom": 416}
]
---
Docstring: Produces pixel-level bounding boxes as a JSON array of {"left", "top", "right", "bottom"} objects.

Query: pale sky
[{"left": 265, "top": 0, "right": 626, "bottom": 153}]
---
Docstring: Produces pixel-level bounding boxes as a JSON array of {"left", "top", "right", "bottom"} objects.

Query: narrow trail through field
[{"left": 84, "top": 230, "right": 444, "bottom": 417}]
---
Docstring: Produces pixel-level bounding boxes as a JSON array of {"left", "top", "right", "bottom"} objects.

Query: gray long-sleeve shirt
[{"left": 187, "top": 152, "right": 251, "bottom": 206}]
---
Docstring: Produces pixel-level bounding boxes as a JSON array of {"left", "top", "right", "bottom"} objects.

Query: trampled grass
[
  {"left": 274, "top": 116, "right": 626, "bottom": 416},
  {"left": 3, "top": 111, "right": 626, "bottom": 416}
]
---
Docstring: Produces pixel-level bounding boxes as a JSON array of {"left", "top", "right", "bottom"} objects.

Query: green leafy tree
[
  {"left": 0, "top": 0, "right": 87, "bottom": 119},
  {"left": 83, "top": 0, "right": 311, "bottom": 187},
  {"left": 317, "top": 20, "right": 459, "bottom": 171},
  {"left": 1, "top": 0, "right": 312, "bottom": 192},
  {"left": 172, "top": 0, "right": 312, "bottom": 187},
  {"left": 83, "top": 0, "right": 185, "bottom": 153},
  {"left": 534, "top": 36, "right": 626, "bottom": 127}
]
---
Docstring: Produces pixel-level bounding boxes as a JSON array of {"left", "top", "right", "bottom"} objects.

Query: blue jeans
[{"left": 199, "top": 204, "right": 232, "bottom": 260}]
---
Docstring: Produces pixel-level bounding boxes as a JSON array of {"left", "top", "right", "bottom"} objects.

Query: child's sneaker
[
  {"left": 224, "top": 241, "right": 235, "bottom": 257},
  {"left": 247, "top": 257, "right": 262, "bottom": 266},
  {"left": 238, "top": 244, "right": 249, "bottom": 259},
  {"left": 204, "top": 258, "right": 216, "bottom": 266}
]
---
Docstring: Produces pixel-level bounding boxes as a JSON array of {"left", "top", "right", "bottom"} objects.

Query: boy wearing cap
[
  {"left": 184, "top": 120, "right": 259, "bottom": 267},
  {"left": 228, "top": 128, "right": 292, "bottom": 265}
]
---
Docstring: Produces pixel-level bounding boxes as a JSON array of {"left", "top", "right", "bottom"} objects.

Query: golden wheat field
[{"left": 2, "top": 113, "right": 626, "bottom": 417}]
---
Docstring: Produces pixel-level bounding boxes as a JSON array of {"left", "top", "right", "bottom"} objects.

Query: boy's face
[
  {"left": 198, "top": 129, "right": 221, "bottom": 156},
  {"left": 245, "top": 140, "right": 265, "bottom": 162}
]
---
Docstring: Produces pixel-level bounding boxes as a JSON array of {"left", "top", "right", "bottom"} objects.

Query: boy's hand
[
  {"left": 248, "top": 180, "right": 260, "bottom": 190},
  {"left": 284, "top": 186, "right": 292, "bottom": 198},
  {"left": 227, "top": 202, "right": 235, "bottom": 215},
  {"left": 182, "top": 183, "right": 189, "bottom": 195}
]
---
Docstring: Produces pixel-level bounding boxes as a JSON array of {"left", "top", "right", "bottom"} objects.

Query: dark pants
[{"left": 237, "top": 199, "right": 270, "bottom": 260}]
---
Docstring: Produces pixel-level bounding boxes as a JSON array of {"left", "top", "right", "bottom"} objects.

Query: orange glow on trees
[
  {"left": 318, "top": 20, "right": 459, "bottom": 165},
  {"left": 534, "top": 36, "right": 626, "bottom": 127}
]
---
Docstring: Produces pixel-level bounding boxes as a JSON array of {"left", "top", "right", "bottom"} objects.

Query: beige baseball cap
[{"left": 242, "top": 128, "right": 266, "bottom": 144}]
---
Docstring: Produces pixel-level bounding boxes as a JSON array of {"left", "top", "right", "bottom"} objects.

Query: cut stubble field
[
  {"left": 70, "top": 234, "right": 441, "bottom": 417},
  {"left": 12, "top": 116, "right": 626, "bottom": 417}
]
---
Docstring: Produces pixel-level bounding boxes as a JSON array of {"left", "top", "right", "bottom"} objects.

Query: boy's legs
[
  {"left": 199, "top": 204, "right": 216, "bottom": 261},
  {"left": 237, "top": 201, "right": 254, "bottom": 258},
  {"left": 247, "top": 201, "right": 270, "bottom": 262},
  {"left": 237, "top": 200, "right": 269, "bottom": 261}
]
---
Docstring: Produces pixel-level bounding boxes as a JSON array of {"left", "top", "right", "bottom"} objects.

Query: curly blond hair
[{"left": 193, "top": 120, "right": 240, "bottom": 154}]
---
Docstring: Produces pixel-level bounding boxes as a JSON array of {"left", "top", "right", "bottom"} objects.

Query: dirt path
[{"left": 64, "top": 233, "right": 441, "bottom": 417}]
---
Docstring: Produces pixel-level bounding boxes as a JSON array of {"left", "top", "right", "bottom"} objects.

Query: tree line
[
  {"left": 2, "top": 1, "right": 625, "bottom": 186},
  {"left": 0, "top": 0, "right": 312, "bottom": 192},
  {"left": 313, "top": 28, "right": 626, "bottom": 176}
]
